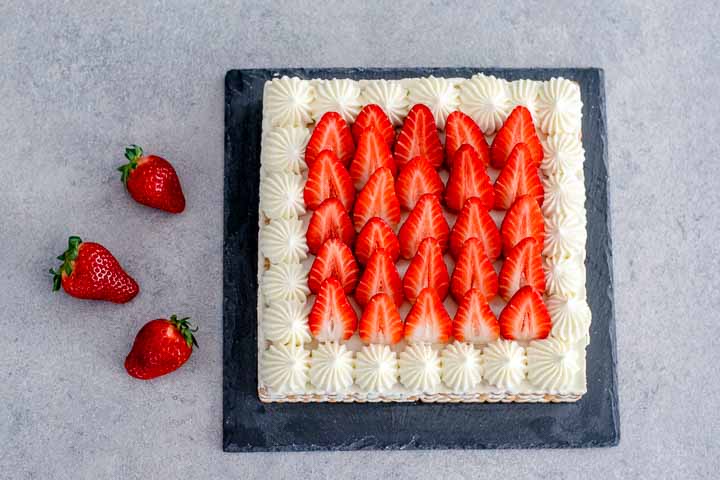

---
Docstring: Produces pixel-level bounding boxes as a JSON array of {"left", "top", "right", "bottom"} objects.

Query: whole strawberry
[
  {"left": 50, "top": 236, "right": 139, "bottom": 303},
  {"left": 118, "top": 145, "right": 186, "bottom": 213},
  {"left": 125, "top": 316, "right": 198, "bottom": 380}
]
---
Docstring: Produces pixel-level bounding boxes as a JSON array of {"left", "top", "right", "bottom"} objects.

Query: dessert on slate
[{"left": 257, "top": 74, "right": 589, "bottom": 402}]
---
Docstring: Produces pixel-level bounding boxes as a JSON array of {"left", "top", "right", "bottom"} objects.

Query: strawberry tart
[{"left": 256, "top": 74, "right": 589, "bottom": 403}]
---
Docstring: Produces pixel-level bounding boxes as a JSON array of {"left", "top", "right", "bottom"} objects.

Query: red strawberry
[
  {"left": 352, "top": 104, "right": 395, "bottom": 148},
  {"left": 453, "top": 289, "right": 499, "bottom": 344},
  {"left": 308, "top": 238, "right": 359, "bottom": 294},
  {"left": 305, "top": 112, "right": 355, "bottom": 168},
  {"left": 490, "top": 106, "right": 543, "bottom": 169},
  {"left": 394, "top": 104, "right": 443, "bottom": 169},
  {"left": 349, "top": 126, "right": 397, "bottom": 190},
  {"left": 50, "top": 236, "right": 139, "bottom": 303},
  {"left": 354, "top": 217, "right": 400, "bottom": 267},
  {"left": 498, "top": 286, "right": 551, "bottom": 341},
  {"left": 118, "top": 145, "right": 185, "bottom": 213},
  {"left": 500, "top": 195, "right": 544, "bottom": 255},
  {"left": 395, "top": 155, "right": 444, "bottom": 211},
  {"left": 402, "top": 237, "right": 450, "bottom": 303},
  {"left": 303, "top": 149, "right": 355, "bottom": 211},
  {"left": 449, "top": 237, "right": 498, "bottom": 302},
  {"left": 309, "top": 277, "right": 358, "bottom": 342},
  {"left": 306, "top": 198, "right": 355, "bottom": 255},
  {"left": 359, "top": 293, "right": 404, "bottom": 344},
  {"left": 354, "top": 249, "right": 403, "bottom": 307},
  {"left": 352, "top": 167, "right": 401, "bottom": 231},
  {"left": 493, "top": 143, "right": 544, "bottom": 210},
  {"left": 449, "top": 197, "right": 502, "bottom": 261},
  {"left": 498, "top": 237, "right": 545, "bottom": 301},
  {"left": 444, "top": 111, "right": 490, "bottom": 168},
  {"left": 125, "top": 315, "right": 198, "bottom": 380},
  {"left": 403, "top": 287, "right": 452, "bottom": 344},
  {"left": 444, "top": 144, "right": 494, "bottom": 212},
  {"left": 398, "top": 194, "right": 450, "bottom": 259}
]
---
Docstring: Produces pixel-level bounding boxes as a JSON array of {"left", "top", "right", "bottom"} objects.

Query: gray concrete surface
[{"left": 1, "top": 0, "right": 718, "bottom": 478}]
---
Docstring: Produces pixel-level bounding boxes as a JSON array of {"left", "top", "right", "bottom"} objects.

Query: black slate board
[{"left": 223, "top": 68, "right": 619, "bottom": 452}]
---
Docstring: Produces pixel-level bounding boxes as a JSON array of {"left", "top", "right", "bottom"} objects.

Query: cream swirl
[
  {"left": 265, "top": 76, "right": 315, "bottom": 127},
  {"left": 261, "top": 172, "right": 306, "bottom": 219},
  {"left": 311, "top": 79, "right": 362, "bottom": 124},
  {"left": 482, "top": 340, "right": 527, "bottom": 390},
  {"left": 543, "top": 213, "right": 587, "bottom": 259},
  {"left": 261, "top": 218, "right": 308, "bottom": 264},
  {"left": 527, "top": 338, "right": 581, "bottom": 391},
  {"left": 407, "top": 76, "right": 459, "bottom": 129},
  {"left": 536, "top": 77, "right": 583, "bottom": 134},
  {"left": 263, "top": 300, "right": 312, "bottom": 346},
  {"left": 547, "top": 295, "right": 592, "bottom": 342},
  {"left": 508, "top": 79, "right": 540, "bottom": 120},
  {"left": 361, "top": 79, "right": 409, "bottom": 126},
  {"left": 399, "top": 343, "right": 441, "bottom": 392},
  {"left": 542, "top": 172, "right": 585, "bottom": 217},
  {"left": 441, "top": 342, "right": 483, "bottom": 392},
  {"left": 262, "top": 344, "right": 310, "bottom": 392},
  {"left": 541, "top": 133, "right": 585, "bottom": 177},
  {"left": 355, "top": 344, "right": 399, "bottom": 393},
  {"left": 309, "top": 342, "right": 355, "bottom": 392},
  {"left": 262, "top": 262, "right": 310, "bottom": 304},
  {"left": 458, "top": 74, "right": 511, "bottom": 134},
  {"left": 262, "top": 126, "right": 310, "bottom": 174},
  {"left": 544, "top": 257, "right": 585, "bottom": 298}
]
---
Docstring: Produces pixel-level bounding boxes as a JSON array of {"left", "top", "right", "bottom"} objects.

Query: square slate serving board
[{"left": 223, "top": 68, "right": 619, "bottom": 452}]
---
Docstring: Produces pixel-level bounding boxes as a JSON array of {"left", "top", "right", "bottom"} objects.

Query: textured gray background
[{"left": 1, "top": 0, "right": 718, "bottom": 478}]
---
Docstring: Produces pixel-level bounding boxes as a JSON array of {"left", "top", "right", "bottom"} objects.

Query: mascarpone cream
[
  {"left": 541, "top": 133, "right": 585, "bottom": 177},
  {"left": 262, "top": 262, "right": 310, "bottom": 304},
  {"left": 399, "top": 344, "right": 441, "bottom": 392},
  {"left": 261, "top": 126, "right": 310, "bottom": 174},
  {"left": 547, "top": 295, "right": 592, "bottom": 342},
  {"left": 312, "top": 79, "right": 362, "bottom": 124},
  {"left": 263, "top": 299, "right": 312, "bottom": 346},
  {"left": 527, "top": 338, "right": 581, "bottom": 391},
  {"left": 543, "top": 213, "right": 587, "bottom": 259},
  {"left": 482, "top": 340, "right": 527, "bottom": 390},
  {"left": 458, "top": 74, "right": 511, "bottom": 134},
  {"left": 536, "top": 77, "right": 583, "bottom": 135},
  {"left": 262, "top": 344, "right": 310, "bottom": 392},
  {"left": 407, "top": 76, "right": 459, "bottom": 129},
  {"left": 261, "top": 172, "right": 306, "bottom": 219},
  {"left": 309, "top": 342, "right": 355, "bottom": 392},
  {"left": 354, "top": 344, "right": 399, "bottom": 393},
  {"left": 544, "top": 257, "right": 585, "bottom": 298},
  {"left": 361, "top": 79, "right": 409, "bottom": 126},
  {"left": 265, "top": 76, "right": 315, "bottom": 127},
  {"left": 441, "top": 342, "right": 483, "bottom": 392},
  {"left": 542, "top": 172, "right": 585, "bottom": 217},
  {"left": 261, "top": 217, "right": 308, "bottom": 264},
  {"left": 508, "top": 79, "right": 540, "bottom": 120}
]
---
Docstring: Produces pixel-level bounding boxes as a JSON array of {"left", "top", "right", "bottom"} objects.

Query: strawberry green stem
[
  {"left": 117, "top": 144, "right": 144, "bottom": 185},
  {"left": 169, "top": 315, "right": 199, "bottom": 349},
  {"left": 50, "top": 235, "right": 82, "bottom": 291}
]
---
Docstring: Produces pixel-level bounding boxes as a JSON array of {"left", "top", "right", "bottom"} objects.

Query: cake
[{"left": 256, "top": 73, "right": 589, "bottom": 403}]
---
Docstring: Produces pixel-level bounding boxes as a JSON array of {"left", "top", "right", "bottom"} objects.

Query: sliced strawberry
[
  {"left": 305, "top": 112, "right": 355, "bottom": 168},
  {"left": 449, "top": 197, "right": 502, "bottom": 261},
  {"left": 359, "top": 292, "right": 404, "bottom": 344},
  {"left": 349, "top": 126, "right": 396, "bottom": 190},
  {"left": 403, "top": 287, "right": 452, "bottom": 344},
  {"left": 493, "top": 143, "right": 543, "bottom": 210},
  {"left": 394, "top": 104, "right": 443, "bottom": 169},
  {"left": 498, "top": 286, "right": 551, "bottom": 341},
  {"left": 500, "top": 195, "right": 544, "bottom": 255},
  {"left": 490, "top": 106, "right": 543, "bottom": 169},
  {"left": 402, "top": 237, "right": 449, "bottom": 303},
  {"left": 306, "top": 198, "right": 355, "bottom": 255},
  {"left": 453, "top": 288, "right": 500, "bottom": 343},
  {"left": 308, "top": 238, "right": 359, "bottom": 294},
  {"left": 445, "top": 111, "right": 490, "bottom": 168},
  {"left": 309, "top": 277, "right": 358, "bottom": 342},
  {"left": 303, "top": 149, "right": 355, "bottom": 211},
  {"left": 354, "top": 249, "right": 403, "bottom": 307},
  {"left": 352, "top": 104, "right": 395, "bottom": 147},
  {"left": 395, "top": 156, "right": 444, "bottom": 211},
  {"left": 354, "top": 217, "right": 400, "bottom": 266},
  {"left": 398, "top": 193, "right": 450, "bottom": 259},
  {"left": 444, "top": 144, "right": 494, "bottom": 212},
  {"left": 450, "top": 237, "right": 498, "bottom": 302},
  {"left": 498, "top": 237, "right": 545, "bottom": 301},
  {"left": 353, "top": 167, "right": 401, "bottom": 231}
]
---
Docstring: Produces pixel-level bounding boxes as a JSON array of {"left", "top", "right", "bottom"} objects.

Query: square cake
[{"left": 256, "top": 73, "right": 589, "bottom": 403}]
